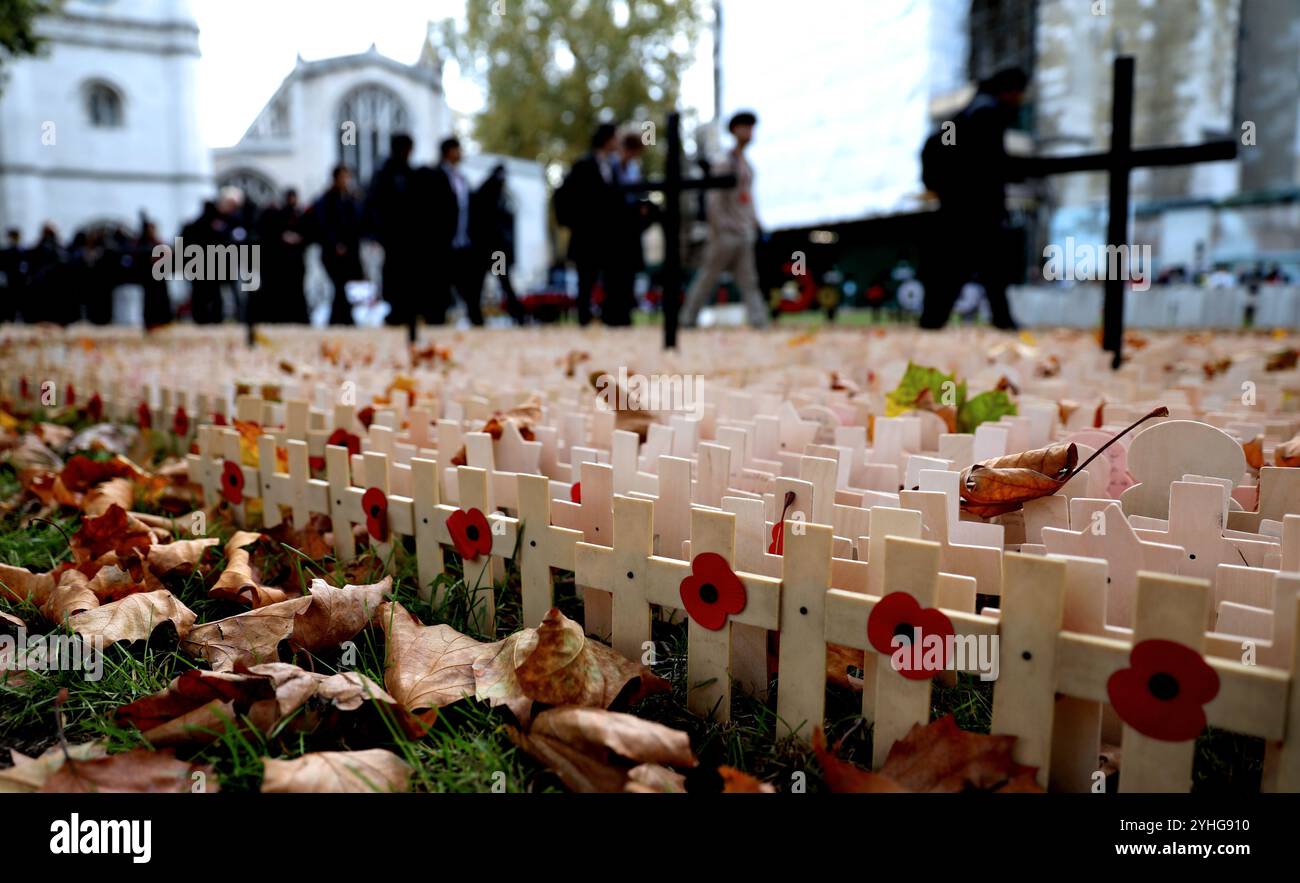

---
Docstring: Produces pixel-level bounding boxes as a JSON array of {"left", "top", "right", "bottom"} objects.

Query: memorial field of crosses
[{"left": 1, "top": 321, "right": 1298, "bottom": 795}]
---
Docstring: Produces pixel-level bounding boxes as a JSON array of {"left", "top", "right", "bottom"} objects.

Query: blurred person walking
[
  {"left": 312, "top": 165, "right": 366, "bottom": 326},
  {"left": 428, "top": 137, "right": 484, "bottom": 326},
  {"left": 918, "top": 67, "right": 1027, "bottom": 331},
  {"left": 256, "top": 189, "right": 309, "bottom": 324},
  {"left": 681, "top": 111, "right": 769, "bottom": 329},
  {"left": 556, "top": 124, "right": 622, "bottom": 326},
  {"left": 470, "top": 163, "right": 525, "bottom": 325},
  {"left": 368, "top": 134, "right": 426, "bottom": 329}
]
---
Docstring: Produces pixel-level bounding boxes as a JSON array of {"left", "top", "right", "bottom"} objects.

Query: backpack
[{"left": 920, "top": 123, "right": 957, "bottom": 195}]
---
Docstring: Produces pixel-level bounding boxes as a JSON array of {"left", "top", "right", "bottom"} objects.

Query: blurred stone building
[{"left": 0, "top": 0, "right": 211, "bottom": 241}]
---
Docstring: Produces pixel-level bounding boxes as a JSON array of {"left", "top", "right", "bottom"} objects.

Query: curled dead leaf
[
  {"left": 261, "top": 749, "right": 412, "bottom": 793},
  {"left": 70, "top": 589, "right": 196, "bottom": 648},
  {"left": 181, "top": 596, "right": 313, "bottom": 671}
]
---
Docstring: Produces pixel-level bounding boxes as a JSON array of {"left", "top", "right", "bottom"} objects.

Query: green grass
[{"left": 0, "top": 424, "right": 1265, "bottom": 794}]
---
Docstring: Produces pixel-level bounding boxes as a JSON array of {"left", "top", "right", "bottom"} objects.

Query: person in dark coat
[
  {"left": 920, "top": 67, "right": 1028, "bottom": 331},
  {"left": 426, "top": 137, "right": 484, "bottom": 326},
  {"left": 367, "top": 134, "right": 426, "bottom": 329},
  {"left": 561, "top": 124, "right": 622, "bottom": 326},
  {"left": 470, "top": 163, "right": 525, "bottom": 325},
  {"left": 0, "top": 230, "right": 26, "bottom": 323},
  {"left": 181, "top": 202, "right": 229, "bottom": 325},
  {"left": 603, "top": 131, "right": 651, "bottom": 327},
  {"left": 312, "top": 165, "right": 365, "bottom": 326},
  {"left": 27, "top": 225, "right": 76, "bottom": 325},
  {"left": 256, "top": 189, "right": 309, "bottom": 324},
  {"left": 136, "top": 221, "right": 174, "bottom": 329}
]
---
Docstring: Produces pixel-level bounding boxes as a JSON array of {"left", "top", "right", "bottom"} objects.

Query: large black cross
[
  {"left": 623, "top": 111, "right": 736, "bottom": 349},
  {"left": 1020, "top": 56, "right": 1237, "bottom": 368}
]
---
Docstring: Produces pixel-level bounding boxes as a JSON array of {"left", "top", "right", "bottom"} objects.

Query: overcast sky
[{"left": 195, "top": 0, "right": 716, "bottom": 149}]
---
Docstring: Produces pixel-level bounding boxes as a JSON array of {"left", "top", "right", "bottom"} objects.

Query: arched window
[
  {"left": 218, "top": 169, "right": 279, "bottom": 210},
  {"left": 85, "top": 82, "right": 125, "bottom": 128},
  {"left": 337, "top": 84, "right": 410, "bottom": 188}
]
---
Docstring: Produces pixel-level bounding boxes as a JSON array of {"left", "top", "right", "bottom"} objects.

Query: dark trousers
[
  {"left": 382, "top": 246, "right": 421, "bottom": 328},
  {"left": 920, "top": 208, "right": 1018, "bottom": 330},
  {"left": 191, "top": 282, "right": 224, "bottom": 325},
  {"left": 430, "top": 248, "right": 485, "bottom": 326},
  {"left": 326, "top": 272, "right": 353, "bottom": 325}
]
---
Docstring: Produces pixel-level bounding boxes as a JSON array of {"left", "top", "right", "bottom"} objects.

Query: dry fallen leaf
[
  {"left": 473, "top": 608, "right": 668, "bottom": 724},
  {"left": 70, "top": 589, "right": 196, "bottom": 647},
  {"left": 378, "top": 600, "right": 485, "bottom": 720},
  {"left": 1242, "top": 435, "right": 1264, "bottom": 471},
  {"left": 1275, "top": 433, "right": 1300, "bottom": 468},
  {"left": 210, "top": 531, "right": 291, "bottom": 608},
  {"left": 0, "top": 562, "right": 57, "bottom": 607},
  {"left": 181, "top": 596, "right": 313, "bottom": 671},
  {"left": 506, "top": 706, "right": 696, "bottom": 793},
  {"left": 40, "top": 748, "right": 217, "bottom": 793},
  {"left": 146, "top": 537, "right": 220, "bottom": 580},
  {"left": 960, "top": 443, "right": 1078, "bottom": 518},
  {"left": 813, "top": 716, "right": 1042, "bottom": 793},
  {"left": 719, "top": 766, "right": 777, "bottom": 793},
  {"left": 43, "top": 569, "right": 100, "bottom": 624},
  {"left": 260, "top": 749, "right": 412, "bottom": 793},
  {"left": 0, "top": 742, "right": 109, "bottom": 793},
  {"left": 291, "top": 576, "right": 391, "bottom": 654}
]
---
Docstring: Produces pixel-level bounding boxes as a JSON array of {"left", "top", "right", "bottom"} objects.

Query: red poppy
[
  {"left": 447, "top": 508, "right": 493, "bottom": 560},
  {"left": 678, "top": 552, "right": 747, "bottom": 631},
  {"left": 768, "top": 522, "right": 784, "bottom": 556},
  {"left": 137, "top": 401, "right": 153, "bottom": 429},
  {"left": 768, "top": 491, "right": 797, "bottom": 555},
  {"left": 1107, "top": 639, "right": 1220, "bottom": 742},
  {"left": 867, "top": 592, "right": 955, "bottom": 681},
  {"left": 327, "top": 428, "right": 361, "bottom": 456},
  {"left": 172, "top": 406, "right": 190, "bottom": 437},
  {"left": 570, "top": 482, "right": 582, "bottom": 504},
  {"left": 358, "top": 406, "right": 376, "bottom": 429},
  {"left": 87, "top": 393, "right": 103, "bottom": 422},
  {"left": 221, "top": 460, "right": 245, "bottom": 505},
  {"left": 213, "top": 412, "right": 228, "bottom": 426},
  {"left": 65, "top": 383, "right": 75, "bottom": 406},
  {"left": 362, "top": 487, "right": 389, "bottom": 542},
  {"left": 19, "top": 377, "right": 29, "bottom": 400}
]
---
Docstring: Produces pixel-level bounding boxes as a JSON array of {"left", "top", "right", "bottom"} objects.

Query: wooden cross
[
  {"left": 622, "top": 111, "right": 736, "bottom": 349},
  {"left": 1022, "top": 56, "right": 1237, "bottom": 367},
  {"left": 640, "top": 507, "right": 782, "bottom": 721},
  {"left": 515, "top": 472, "right": 583, "bottom": 628}
]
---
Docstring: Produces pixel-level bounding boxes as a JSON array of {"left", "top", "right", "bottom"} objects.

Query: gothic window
[
  {"left": 85, "top": 81, "right": 125, "bottom": 128},
  {"left": 337, "top": 84, "right": 411, "bottom": 188},
  {"left": 218, "top": 169, "right": 279, "bottom": 210}
]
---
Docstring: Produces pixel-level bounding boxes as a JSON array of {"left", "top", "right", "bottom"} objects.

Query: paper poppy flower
[
  {"left": 867, "top": 592, "right": 955, "bottom": 681},
  {"left": 314, "top": 428, "right": 361, "bottom": 471},
  {"left": 137, "top": 401, "right": 152, "bottom": 429},
  {"left": 362, "top": 487, "right": 389, "bottom": 542},
  {"left": 86, "top": 393, "right": 103, "bottom": 422},
  {"left": 570, "top": 482, "right": 582, "bottom": 504},
  {"left": 213, "top": 412, "right": 228, "bottom": 426},
  {"left": 221, "top": 460, "right": 245, "bottom": 505},
  {"left": 679, "top": 552, "right": 747, "bottom": 631},
  {"left": 19, "top": 377, "right": 29, "bottom": 400},
  {"left": 65, "top": 383, "right": 75, "bottom": 406},
  {"left": 768, "top": 522, "right": 784, "bottom": 555},
  {"left": 1107, "top": 639, "right": 1220, "bottom": 742},
  {"left": 447, "top": 508, "right": 492, "bottom": 560},
  {"left": 358, "top": 406, "right": 376, "bottom": 429},
  {"left": 172, "top": 406, "right": 190, "bottom": 437}
]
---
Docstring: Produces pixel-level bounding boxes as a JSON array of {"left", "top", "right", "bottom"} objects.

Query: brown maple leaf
[
  {"left": 813, "top": 716, "right": 1042, "bottom": 793},
  {"left": 290, "top": 576, "right": 391, "bottom": 655},
  {"left": 260, "top": 749, "right": 412, "bottom": 793},
  {"left": 1242, "top": 435, "right": 1264, "bottom": 471},
  {"left": 42, "top": 569, "right": 100, "bottom": 624},
  {"left": 40, "top": 748, "right": 217, "bottom": 793},
  {"left": 210, "top": 531, "right": 291, "bottom": 608},
  {"left": 473, "top": 608, "right": 669, "bottom": 724},
  {"left": 181, "top": 596, "right": 313, "bottom": 671},
  {"left": 506, "top": 706, "right": 696, "bottom": 793},
  {"left": 377, "top": 600, "right": 485, "bottom": 720},
  {"left": 0, "top": 562, "right": 57, "bottom": 607},
  {"left": 69, "top": 590, "right": 196, "bottom": 647}
]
